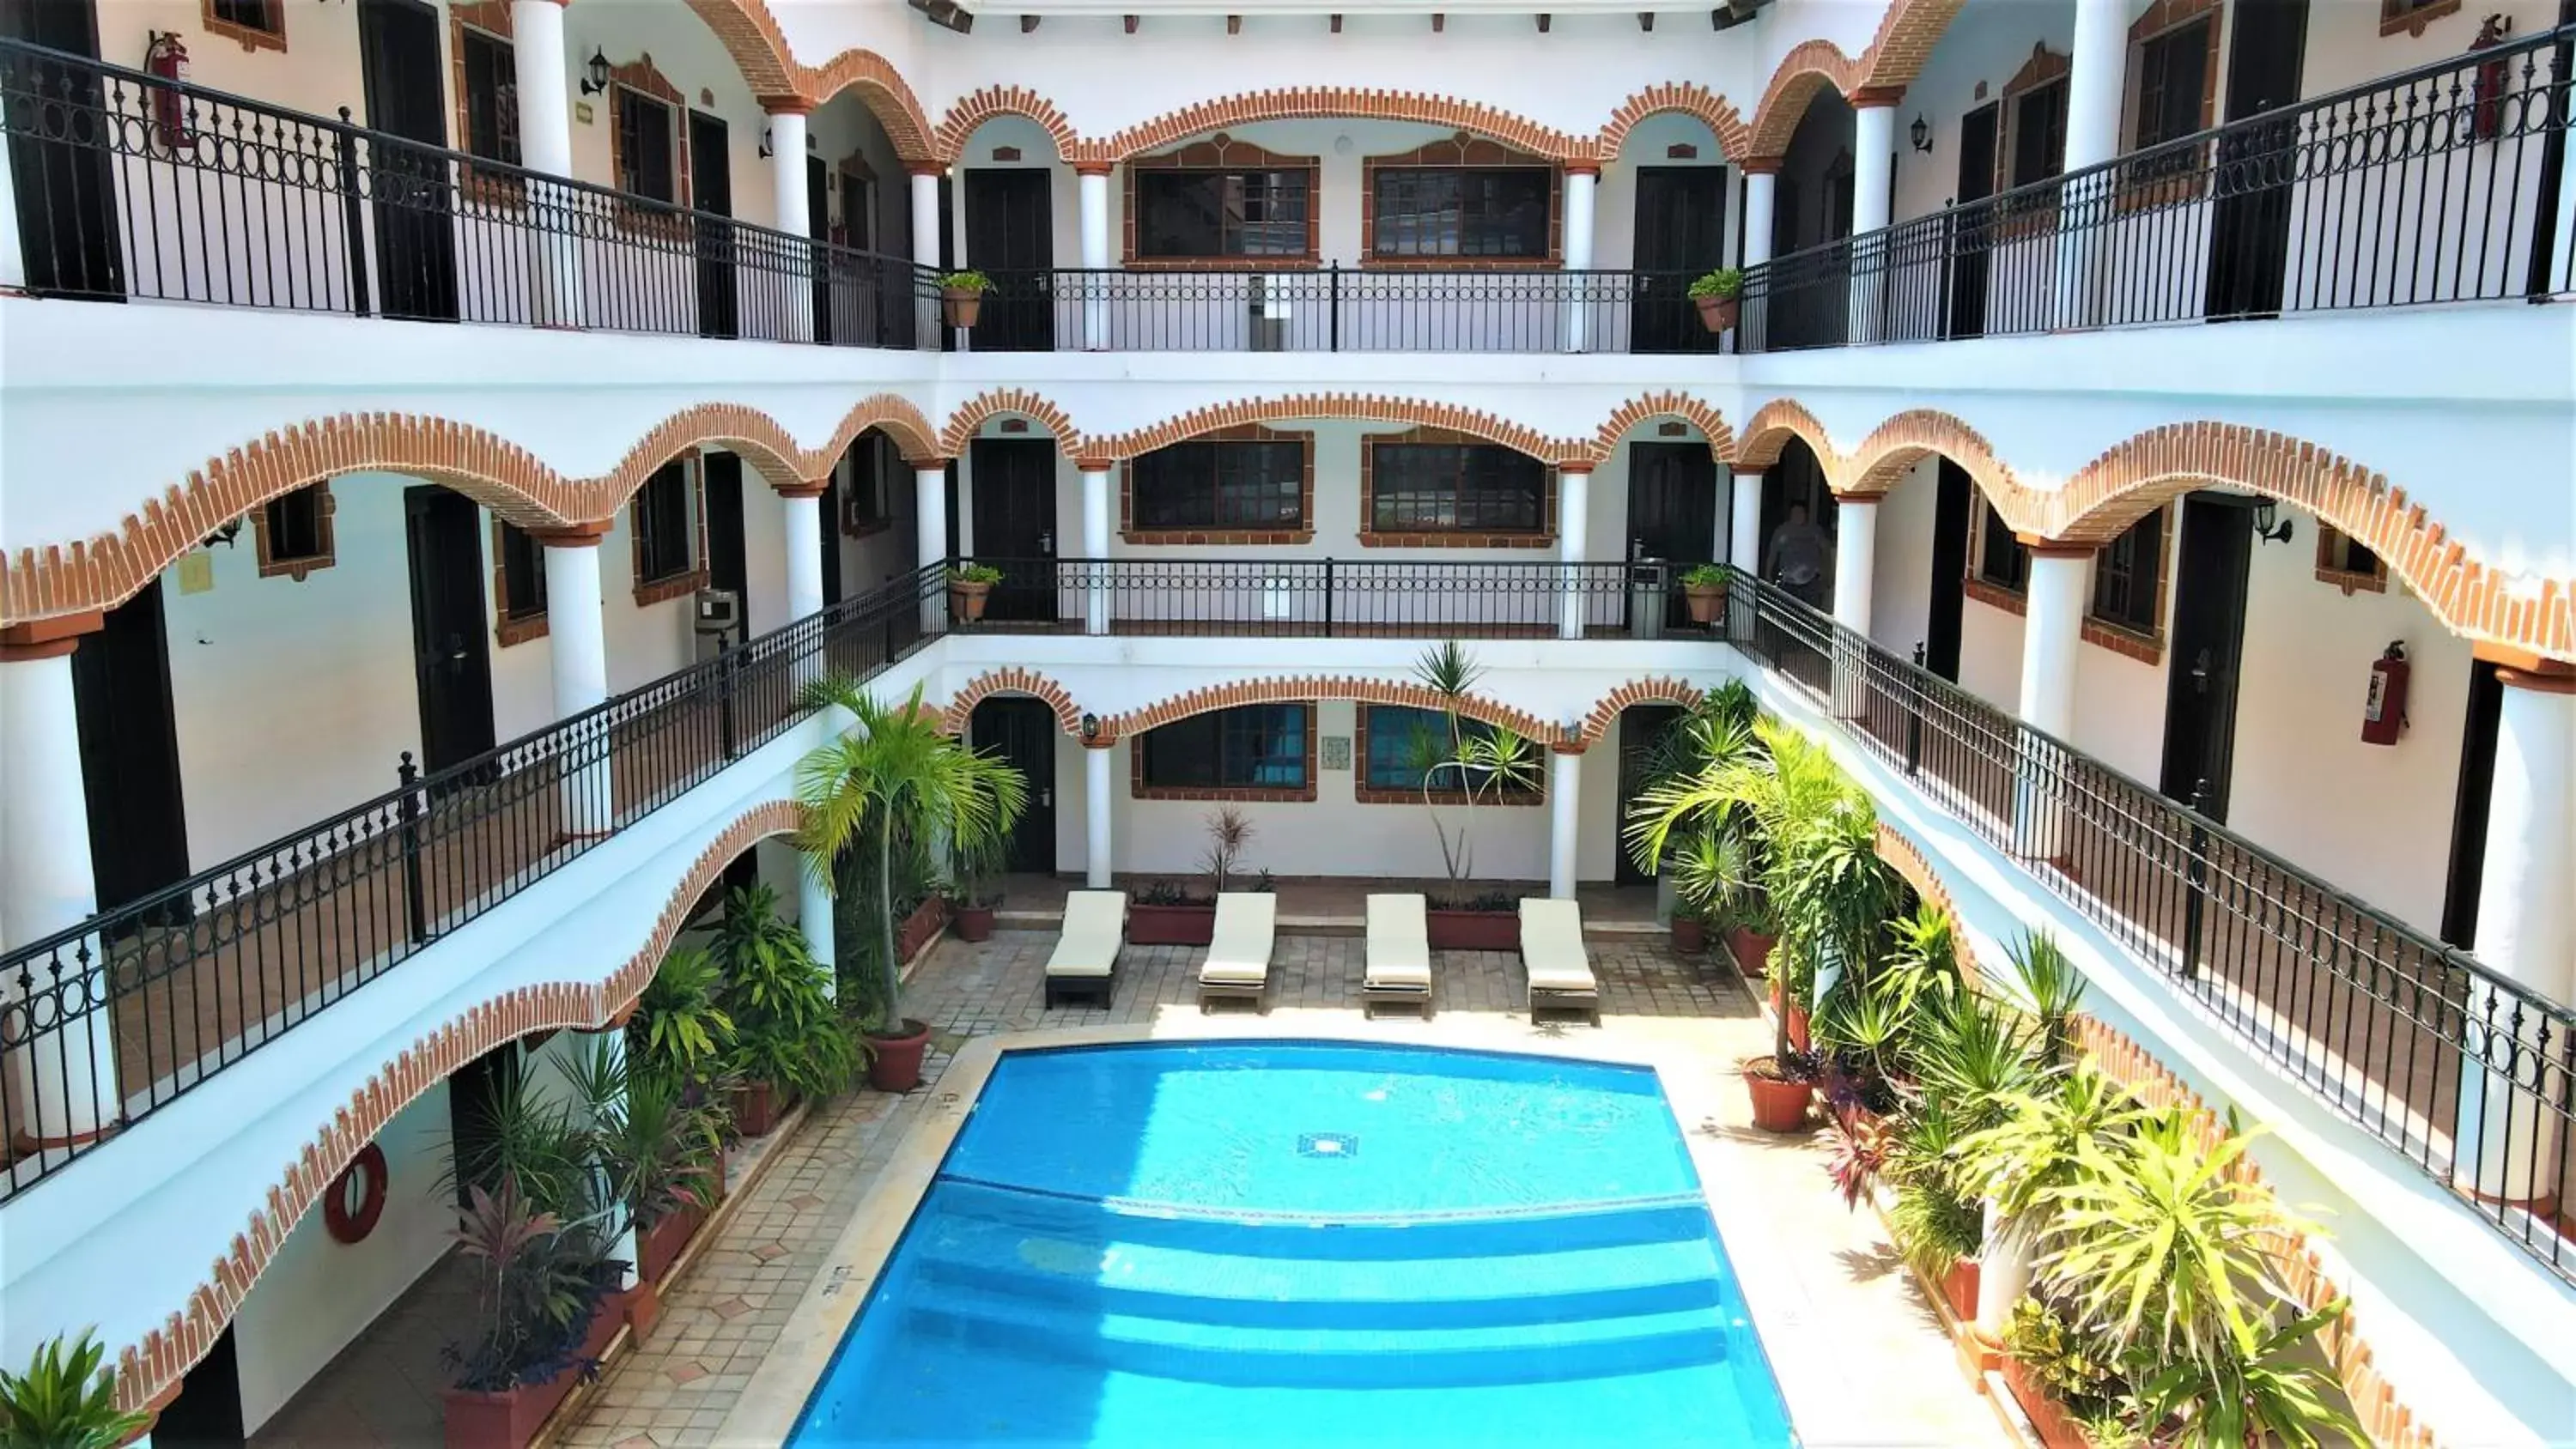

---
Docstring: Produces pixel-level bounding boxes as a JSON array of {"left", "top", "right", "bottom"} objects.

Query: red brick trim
[
  {"left": 1733, "top": 399, "right": 2014, "bottom": 506},
  {"left": 1108, "top": 676, "right": 1548, "bottom": 744},
  {"left": 1352, "top": 702, "right": 1546, "bottom": 805},
  {"left": 795, "top": 46, "right": 938, "bottom": 161},
  {"left": 609, "top": 57, "right": 694, "bottom": 234},
  {"left": 1996, "top": 43, "right": 2071, "bottom": 195},
  {"left": 109, "top": 798, "right": 805, "bottom": 1415},
  {"left": 1594, "top": 391, "right": 1736, "bottom": 461},
  {"left": 1742, "top": 0, "right": 1967, "bottom": 161},
  {"left": 935, "top": 85, "right": 1079, "bottom": 161},
  {"left": 1100, "top": 394, "right": 1587, "bottom": 468},
  {"left": 1598, "top": 83, "right": 1754, "bottom": 163},
  {"left": 1121, "top": 424, "right": 1316, "bottom": 545},
  {"left": 2313, "top": 523, "right": 2391, "bottom": 596},
  {"left": 0, "top": 610, "right": 102, "bottom": 661},
  {"left": 940, "top": 667, "right": 1087, "bottom": 738},
  {"left": 938, "top": 389, "right": 1085, "bottom": 458},
  {"left": 630, "top": 459, "right": 711, "bottom": 609},
  {"left": 1360, "top": 426, "right": 1558, "bottom": 550},
  {"left": 1361, "top": 134, "right": 1564, "bottom": 268},
  {"left": 1123, "top": 136, "right": 1322, "bottom": 267},
  {"left": 1963, "top": 576, "right": 2028, "bottom": 617},
  {"left": 1131, "top": 700, "right": 1321, "bottom": 802},
  {"left": 1089, "top": 89, "right": 1593, "bottom": 167},
  {"left": 1573, "top": 676, "right": 1704, "bottom": 748},
  {"left": 249, "top": 482, "right": 336, "bottom": 582},
  {"left": 760, "top": 94, "right": 815, "bottom": 117},
  {"left": 201, "top": 0, "right": 286, "bottom": 53},
  {"left": 2079, "top": 503, "right": 2172, "bottom": 665}
]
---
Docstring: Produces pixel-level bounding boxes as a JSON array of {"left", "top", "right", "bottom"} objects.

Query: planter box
[
  {"left": 896, "top": 895, "right": 950, "bottom": 966},
  {"left": 635, "top": 1149, "right": 727, "bottom": 1285},
  {"left": 1727, "top": 926, "right": 1775, "bottom": 979},
  {"left": 442, "top": 1292, "right": 621, "bottom": 1449},
  {"left": 2002, "top": 1359, "right": 2099, "bottom": 1449},
  {"left": 1426, "top": 909, "right": 1518, "bottom": 952},
  {"left": 1127, "top": 902, "right": 1217, "bottom": 946},
  {"left": 731, "top": 1082, "right": 795, "bottom": 1138},
  {"left": 1941, "top": 1257, "right": 1980, "bottom": 1324}
]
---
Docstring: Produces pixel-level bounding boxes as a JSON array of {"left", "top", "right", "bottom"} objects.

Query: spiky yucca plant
[{"left": 0, "top": 1332, "right": 147, "bottom": 1449}]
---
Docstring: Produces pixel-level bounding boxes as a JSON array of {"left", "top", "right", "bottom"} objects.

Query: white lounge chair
[
  {"left": 1364, "top": 894, "right": 1433, "bottom": 1018},
  {"left": 1198, "top": 893, "right": 1279, "bottom": 1010},
  {"left": 1046, "top": 890, "right": 1126, "bottom": 1007},
  {"left": 1519, "top": 897, "right": 1599, "bottom": 1025}
]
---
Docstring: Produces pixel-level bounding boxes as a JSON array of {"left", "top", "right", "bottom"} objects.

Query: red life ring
[{"left": 323, "top": 1143, "right": 389, "bottom": 1245}]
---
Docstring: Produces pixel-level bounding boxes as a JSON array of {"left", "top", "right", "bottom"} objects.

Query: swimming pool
[{"left": 788, "top": 1041, "right": 1795, "bottom": 1446}]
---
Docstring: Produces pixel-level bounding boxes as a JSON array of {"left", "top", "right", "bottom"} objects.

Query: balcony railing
[
  {"left": 1738, "top": 22, "right": 2576, "bottom": 351},
  {"left": 1722, "top": 566, "right": 2573, "bottom": 1285},
  {"left": 0, "top": 567, "right": 946, "bottom": 1197},
  {"left": 957, "top": 557, "right": 1707, "bottom": 636},
  {"left": 0, "top": 37, "right": 933, "bottom": 344}
]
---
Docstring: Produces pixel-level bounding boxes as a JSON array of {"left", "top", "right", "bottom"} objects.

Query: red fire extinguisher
[
  {"left": 2361, "top": 641, "right": 2410, "bottom": 747},
  {"left": 144, "top": 31, "right": 194, "bottom": 155},
  {"left": 2469, "top": 14, "right": 2512, "bottom": 143}
]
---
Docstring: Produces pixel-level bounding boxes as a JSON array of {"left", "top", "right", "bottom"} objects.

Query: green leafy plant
[
  {"left": 0, "top": 1331, "right": 149, "bottom": 1449},
  {"left": 948, "top": 562, "right": 1003, "bottom": 585},
  {"left": 1958, "top": 1062, "right": 2147, "bottom": 1225},
  {"left": 2134, "top": 1298, "right": 2368, "bottom": 1449},
  {"left": 628, "top": 947, "right": 734, "bottom": 1085},
  {"left": 939, "top": 270, "right": 993, "bottom": 293},
  {"left": 2004, "top": 1298, "right": 2134, "bottom": 1428},
  {"left": 1201, "top": 807, "right": 1255, "bottom": 895},
  {"left": 1406, "top": 642, "right": 1540, "bottom": 884},
  {"left": 441, "top": 1069, "right": 598, "bottom": 1225},
  {"left": 714, "top": 884, "right": 859, "bottom": 1100},
  {"left": 445, "top": 1178, "right": 617, "bottom": 1394},
  {"left": 1686, "top": 267, "right": 1744, "bottom": 300},
  {"left": 796, "top": 679, "right": 1028, "bottom": 1036},
  {"left": 562, "top": 1038, "right": 724, "bottom": 1234},
  {"left": 1880, "top": 1094, "right": 1985, "bottom": 1280},
  {"left": 1679, "top": 562, "right": 1730, "bottom": 588},
  {"left": 1622, "top": 682, "right": 1770, "bottom": 935},
  {"left": 1909, "top": 988, "right": 2044, "bottom": 1135},
  {"left": 2008, "top": 931, "right": 2086, "bottom": 1065}
]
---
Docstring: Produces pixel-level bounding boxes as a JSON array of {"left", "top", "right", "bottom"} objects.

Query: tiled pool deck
[{"left": 552, "top": 931, "right": 2008, "bottom": 1448}]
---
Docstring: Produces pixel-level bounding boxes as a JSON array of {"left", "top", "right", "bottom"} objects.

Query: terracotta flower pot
[
  {"left": 1766, "top": 979, "right": 1812, "bottom": 1053},
  {"left": 1942, "top": 1257, "right": 1981, "bottom": 1323},
  {"left": 952, "top": 903, "right": 996, "bottom": 943},
  {"left": 442, "top": 1291, "right": 622, "bottom": 1449},
  {"left": 1728, "top": 926, "right": 1775, "bottom": 979},
  {"left": 2003, "top": 1358, "right": 2101, "bottom": 1449},
  {"left": 896, "top": 895, "right": 949, "bottom": 965},
  {"left": 1127, "top": 902, "right": 1217, "bottom": 946},
  {"left": 948, "top": 579, "right": 992, "bottom": 622},
  {"left": 1741, "top": 1056, "right": 1815, "bottom": 1134},
  {"left": 1670, "top": 915, "right": 1706, "bottom": 955},
  {"left": 731, "top": 1081, "right": 793, "bottom": 1138},
  {"left": 1681, "top": 582, "right": 1728, "bottom": 624},
  {"left": 1695, "top": 293, "right": 1740, "bottom": 333},
  {"left": 942, "top": 287, "right": 984, "bottom": 328},
  {"left": 867, "top": 1017, "right": 934, "bottom": 1093}
]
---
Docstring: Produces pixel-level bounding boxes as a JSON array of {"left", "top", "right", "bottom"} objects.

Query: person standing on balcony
[{"left": 1765, "top": 502, "right": 1836, "bottom": 609}]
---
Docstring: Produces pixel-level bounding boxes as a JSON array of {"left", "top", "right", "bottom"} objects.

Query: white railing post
[
  {"left": 909, "top": 166, "right": 944, "bottom": 344},
  {"left": 2013, "top": 543, "right": 2093, "bottom": 860}
]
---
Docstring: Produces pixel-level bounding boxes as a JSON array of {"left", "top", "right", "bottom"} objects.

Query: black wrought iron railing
[
  {"left": 1738, "top": 23, "right": 2576, "bottom": 352},
  {"left": 1721, "top": 566, "right": 2574, "bottom": 1284},
  {"left": 0, "top": 566, "right": 946, "bottom": 1197},
  {"left": 951, "top": 267, "right": 1728, "bottom": 353},
  {"left": 957, "top": 557, "right": 1709, "bottom": 636},
  {"left": 0, "top": 37, "right": 935, "bottom": 344}
]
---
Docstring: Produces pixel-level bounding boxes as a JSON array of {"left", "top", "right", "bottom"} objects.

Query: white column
[
  {"left": 0, "top": 624, "right": 118, "bottom": 1149},
  {"left": 767, "top": 105, "right": 815, "bottom": 343},
  {"left": 1547, "top": 748, "right": 1582, "bottom": 900},
  {"left": 1974, "top": 1202, "right": 2038, "bottom": 1343},
  {"left": 1557, "top": 466, "right": 1591, "bottom": 640},
  {"left": 1079, "top": 464, "right": 1111, "bottom": 635},
  {"left": 1729, "top": 468, "right": 1765, "bottom": 577},
  {"left": 799, "top": 867, "right": 836, "bottom": 1001},
  {"left": 510, "top": 0, "right": 581, "bottom": 326},
  {"left": 1829, "top": 496, "right": 1879, "bottom": 717},
  {"left": 538, "top": 528, "right": 614, "bottom": 837},
  {"left": 909, "top": 166, "right": 944, "bottom": 345},
  {"left": 1739, "top": 167, "right": 1777, "bottom": 349},
  {"left": 2454, "top": 670, "right": 2576, "bottom": 1203},
  {"left": 1077, "top": 165, "right": 1112, "bottom": 350},
  {"left": 1560, "top": 165, "right": 1599, "bottom": 353},
  {"left": 782, "top": 488, "right": 826, "bottom": 622},
  {"left": 1849, "top": 97, "right": 1898, "bottom": 344},
  {"left": 1084, "top": 744, "right": 1114, "bottom": 888},
  {"left": 2014, "top": 543, "right": 2092, "bottom": 859},
  {"left": 916, "top": 464, "right": 949, "bottom": 632},
  {"left": 2056, "top": 0, "right": 2125, "bottom": 329}
]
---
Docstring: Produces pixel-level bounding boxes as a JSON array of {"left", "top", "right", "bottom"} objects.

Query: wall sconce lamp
[
  {"left": 578, "top": 47, "right": 611, "bottom": 96},
  {"left": 2251, "top": 500, "right": 2296, "bottom": 546},
  {"left": 1081, "top": 712, "right": 1101, "bottom": 742},
  {"left": 1909, "top": 115, "right": 1932, "bottom": 154},
  {"left": 202, "top": 517, "right": 244, "bottom": 550}
]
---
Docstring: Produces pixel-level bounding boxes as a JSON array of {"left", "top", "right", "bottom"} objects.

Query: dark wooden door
[
  {"left": 817, "top": 475, "right": 845, "bottom": 606},
  {"left": 151, "top": 1323, "right": 243, "bottom": 1446},
  {"left": 970, "top": 697, "right": 1056, "bottom": 874},
  {"left": 702, "top": 452, "right": 748, "bottom": 633},
  {"left": 355, "top": 0, "right": 459, "bottom": 321},
  {"left": 1614, "top": 705, "right": 1686, "bottom": 885},
  {"left": 963, "top": 168, "right": 1053, "bottom": 351},
  {"left": 404, "top": 486, "right": 496, "bottom": 773},
  {"left": 1923, "top": 460, "right": 1972, "bottom": 680},
  {"left": 2157, "top": 495, "right": 2254, "bottom": 820},
  {"left": 0, "top": 0, "right": 123, "bottom": 299},
  {"left": 969, "top": 438, "right": 1057, "bottom": 621},
  {"left": 1946, "top": 103, "right": 1998, "bottom": 340},
  {"left": 1631, "top": 167, "right": 1728, "bottom": 355},
  {"left": 2439, "top": 660, "right": 2506, "bottom": 949},
  {"left": 807, "top": 153, "right": 834, "bottom": 345},
  {"left": 1628, "top": 442, "right": 1719, "bottom": 629},
  {"left": 2206, "top": 0, "right": 2308, "bottom": 320},
  {"left": 73, "top": 579, "right": 191, "bottom": 919},
  {"left": 690, "top": 110, "right": 738, "bottom": 338}
]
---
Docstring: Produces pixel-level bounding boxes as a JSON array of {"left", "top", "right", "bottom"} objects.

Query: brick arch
[
  {"left": 1592, "top": 391, "right": 1737, "bottom": 464},
  {"left": 2048, "top": 422, "right": 2576, "bottom": 661},
  {"left": 1852, "top": 0, "right": 1970, "bottom": 94},
  {"left": 109, "top": 800, "right": 804, "bottom": 1416},
  {"left": 1087, "top": 88, "right": 1595, "bottom": 166},
  {"left": 940, "top": 667, "right": 1087, "bottom": 737},
  {"left": 1744, "top": 40, "right": 1866, "bottom": 161},
  {"left": 678, "top": 0, "right": 799, "bottom": 96},
  {"left": 614, "top": 403, "right": 813, "bottom": 497},
  {"left": 818, "top": 394, "right": 944, "bottom": 468},
  {"left": 939, "top": 389, "right": 1087, "bottom": 458},
  {"left": 936, "top": 86, "right": 1082, "bottom": 163},
  {"left": 1728, "top": 397, "right": 1837, "bottom": 475},
  {"left": 1099, "top": 394, "right": 1588, "bottom": 467},
  {"left": 799, "top": 49, "right": 939, "bottom": 163},
  {"left": 1576, "top": 676, "right": 1706, "bottom": 749},
  {"left": 1840, "top": 409, "right": 2014, "bottom": 499},
  {"left": 1597, "top": 83, "right": 1755, "bottom": 164},
  {"left": 1103, "top": 676, "right": 1549, "bottom": 743}
]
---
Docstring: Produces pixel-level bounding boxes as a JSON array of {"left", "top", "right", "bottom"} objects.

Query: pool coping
[{"left": 720, "top": 1013, "right": 1862, "bottom": 1446}]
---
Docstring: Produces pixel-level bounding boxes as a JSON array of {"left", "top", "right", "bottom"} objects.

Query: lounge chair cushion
[
  {"left": 1366, "top": 894, "right": 1433, "bottom": 991},
  {"left": 1518, "top": 898, "right": 1595, "bottom": 995},
  {"left": 1200, "top": 894, "right": 1277, "bottom": 985},
  {"left": 1048, "top": 891, "right": 1127, "bottom": 979}
]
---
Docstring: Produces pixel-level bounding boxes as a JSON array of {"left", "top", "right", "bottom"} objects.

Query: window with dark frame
[
  {"left": 633, "top": 462, "right": 695, "bottom": 585},
  {"left": 1370, "top": 444, "right": 1546, "bottom": 534},
  {"left": 2009, "top": 80, "right": 2069, "bottom": 188},
  {"left": 1976, "top": 500, "right": 2030, "bottom": 592},
  {"left": 2316, "top": 524, "right": 2386, "bottom": 588},
  {"left": 1136, "top": 171, "right": 1311, "bottom": 259},
  {"left": 1138, "top": 704, "right": 1309, "bottom": 792},
  {"left": 2135, "top": 18, "right": 2213, "bottom": 153},
  {"left": 617, "top": 88, "right": 677, "bottom": 203},
  {"left": 499, "top": 522, "right": 548, "bottom": 621},
  {"left": 845, "top": 434, "right": 895, "bottom": 534},
  {"left": 1131, "top": 440, "right": 1304, "bottom": 530},
  {"left": 264, "top": 486, "right": 328, "bottom": 565},
  {"left": 460, "top": 28, "right": 521, "bottom": 168},
  {"left": 207, "top": 0, "right": 283, "bottom": 41},
  {"left": 1361, "top": 706, "right": 1538, "bottom": 797},
  {"left": 2088, "top": 510, "right": 2166, "bottom": 636},
  {"left": 1371, "top": 167, "right": 1552, "bottom": 259}
]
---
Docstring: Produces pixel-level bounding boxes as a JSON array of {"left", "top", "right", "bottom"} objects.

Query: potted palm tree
[
  {"left": 1406, "top": 643, "right": 1540, "bottom": 949},
  {"left": 947, "top": 562, "right": 1002, "bottom": 622},
  {"left": 797, "top": 678, "right": 1026, "bottom": 1094},
  {"left": 1624, "top": 681, "right": 1769, "bottom": 971},
  {"left": 562, "top": 1039, "right": 726, "bottom": 1317},
  {"left": 1689, "top": 268, "right": 1744, "bottom": 332},
  {"left": 948, "top": 831, "right": 1005, "bottom": 943},
  {"left": 0, "top": 1331, "right": 149, "bottom": 1449},
  {"left": 940, "top": 270, "right": 992, "bottom": 328}
]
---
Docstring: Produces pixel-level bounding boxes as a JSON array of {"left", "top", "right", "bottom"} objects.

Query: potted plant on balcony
[
  {"left": 939, "top": 270, "right": 992, "bottom": 328},
  {"left": 1689, "top": 268, "right": 1743, "bottom": 332},
  {"left": 714, "top": 884, "right": 858, "bottom": 1132},
  {"left": 0, "top": 1331, "right": 150, "bottom": 1449},
  {"left": 947, "top": 562, "right": 1002, "bottom": 622},
  {"left": 1678, "top": 562, "right": 1731, "bottom": 625},
  {"left": 796, "top": 678, "right": 1026, "bottom": 1094},
  {"left": 441, "top": 1178, "right": 624, "bottom": 1449}
]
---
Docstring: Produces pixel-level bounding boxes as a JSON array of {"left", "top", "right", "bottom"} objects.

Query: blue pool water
[{"left": 789, "top": 1042, "right": 1795, "bottom": 1447}]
